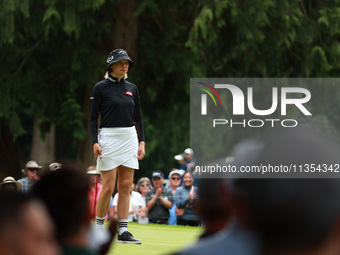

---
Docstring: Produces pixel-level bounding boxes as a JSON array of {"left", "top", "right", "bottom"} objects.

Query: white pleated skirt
[{"left": 97, "top": 127, "right": 139, "bottom": 171}]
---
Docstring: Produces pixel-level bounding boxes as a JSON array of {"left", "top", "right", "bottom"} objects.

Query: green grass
[{"left": 106, "top": 222, "right": 203, "bottom": 255}]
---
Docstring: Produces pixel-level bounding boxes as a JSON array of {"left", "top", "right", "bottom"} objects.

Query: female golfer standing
[{"left": 89, "top": 49, "right": 145, "bottom": 244}]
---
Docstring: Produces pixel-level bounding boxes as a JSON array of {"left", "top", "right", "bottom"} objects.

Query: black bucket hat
[{"left": 107, "top": 49, "right": 134, "bottom": 69}]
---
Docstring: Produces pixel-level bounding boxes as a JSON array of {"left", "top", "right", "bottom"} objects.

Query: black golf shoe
[{"left": 117, "top": 231, "right": 142, "bottom": 244}]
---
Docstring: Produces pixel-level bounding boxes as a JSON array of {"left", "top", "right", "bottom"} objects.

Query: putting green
[{"left": 107, "top": 222, "right": 203, "bottom": 255}]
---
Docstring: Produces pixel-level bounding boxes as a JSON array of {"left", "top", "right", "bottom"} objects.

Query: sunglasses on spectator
[
  {"left": 27, "top": 168, "right": 39, "bottom": 172},
  {"left": 140, "top": 183, "right": 150, "bottom": 187},
  {"left": 171, "top": 177, "right": 180, "bottom": 180}
]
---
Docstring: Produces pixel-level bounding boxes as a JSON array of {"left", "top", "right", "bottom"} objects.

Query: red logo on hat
[{"left": 126, "top": 91, "right": 133, "bottom": 96}]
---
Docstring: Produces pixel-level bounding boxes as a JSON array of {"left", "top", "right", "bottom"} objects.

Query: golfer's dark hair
[{"left": 30, "top": 167, "right": 90, "bottom": 242}]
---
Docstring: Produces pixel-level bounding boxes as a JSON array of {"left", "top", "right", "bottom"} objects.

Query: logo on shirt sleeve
[{"left": 126, "top": 91, "right": 133, "bottom": 96}]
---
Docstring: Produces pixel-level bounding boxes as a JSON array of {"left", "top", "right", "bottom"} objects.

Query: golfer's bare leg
[
  {"left": 117, "top": 166, "right": 141, "bottom": 244},
  {"left": 117, "top": 166, "right": 135, "bottom": 220},
  {"left": 97, "top": 168, "right": 117, "bottom": 218}
]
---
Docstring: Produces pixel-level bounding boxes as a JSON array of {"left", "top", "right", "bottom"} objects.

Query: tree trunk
[
  {"left": 0, "top": 121, "right": 21, "bottom": 180},
  {"left": 76, "top": 0, "right": 139, "bottom": 170},
  {"left": 111, "top": 0, "right": 139, "bottom": 60},
  {"left": 31, "top": 117, "right": 56, "bottom": 173}
]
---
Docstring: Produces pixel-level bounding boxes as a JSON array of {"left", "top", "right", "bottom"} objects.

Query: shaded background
[{"left": 1, "top": 0, "right": 340, "bottom": 180}]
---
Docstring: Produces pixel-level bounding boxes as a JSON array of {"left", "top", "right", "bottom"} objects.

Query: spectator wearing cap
[
  {"left": 174, "top": 153, "right": 188, "bottom": 171},
  {"left": 87, "top": 166, "right": 102, "bottom": 221},
  {"left": 49, "top": 162, "right": 62, "bottom": 171},
  {"left": 18, "top": 160, "right": 42, "bottom": 192},
  {"left": 168, "top": 169, "right": 183, "bottom": 225},
  {"left": 0, "top": 176, "right": 22, "bottom": 192},
  {"left": 145, "top": 171, "right": 173, "bottom": 224},
  {"left": 184, "top": 148, "right": 196, "bottom": 172}
]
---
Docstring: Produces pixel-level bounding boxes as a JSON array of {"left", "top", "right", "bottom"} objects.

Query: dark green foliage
[{"left": 1, "top": 0, "right": 340, "bottom": 177}]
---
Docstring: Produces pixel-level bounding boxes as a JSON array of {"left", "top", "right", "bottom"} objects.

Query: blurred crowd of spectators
[{"left": 3, "top": 127, "right": 340, "bottom": 255}]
